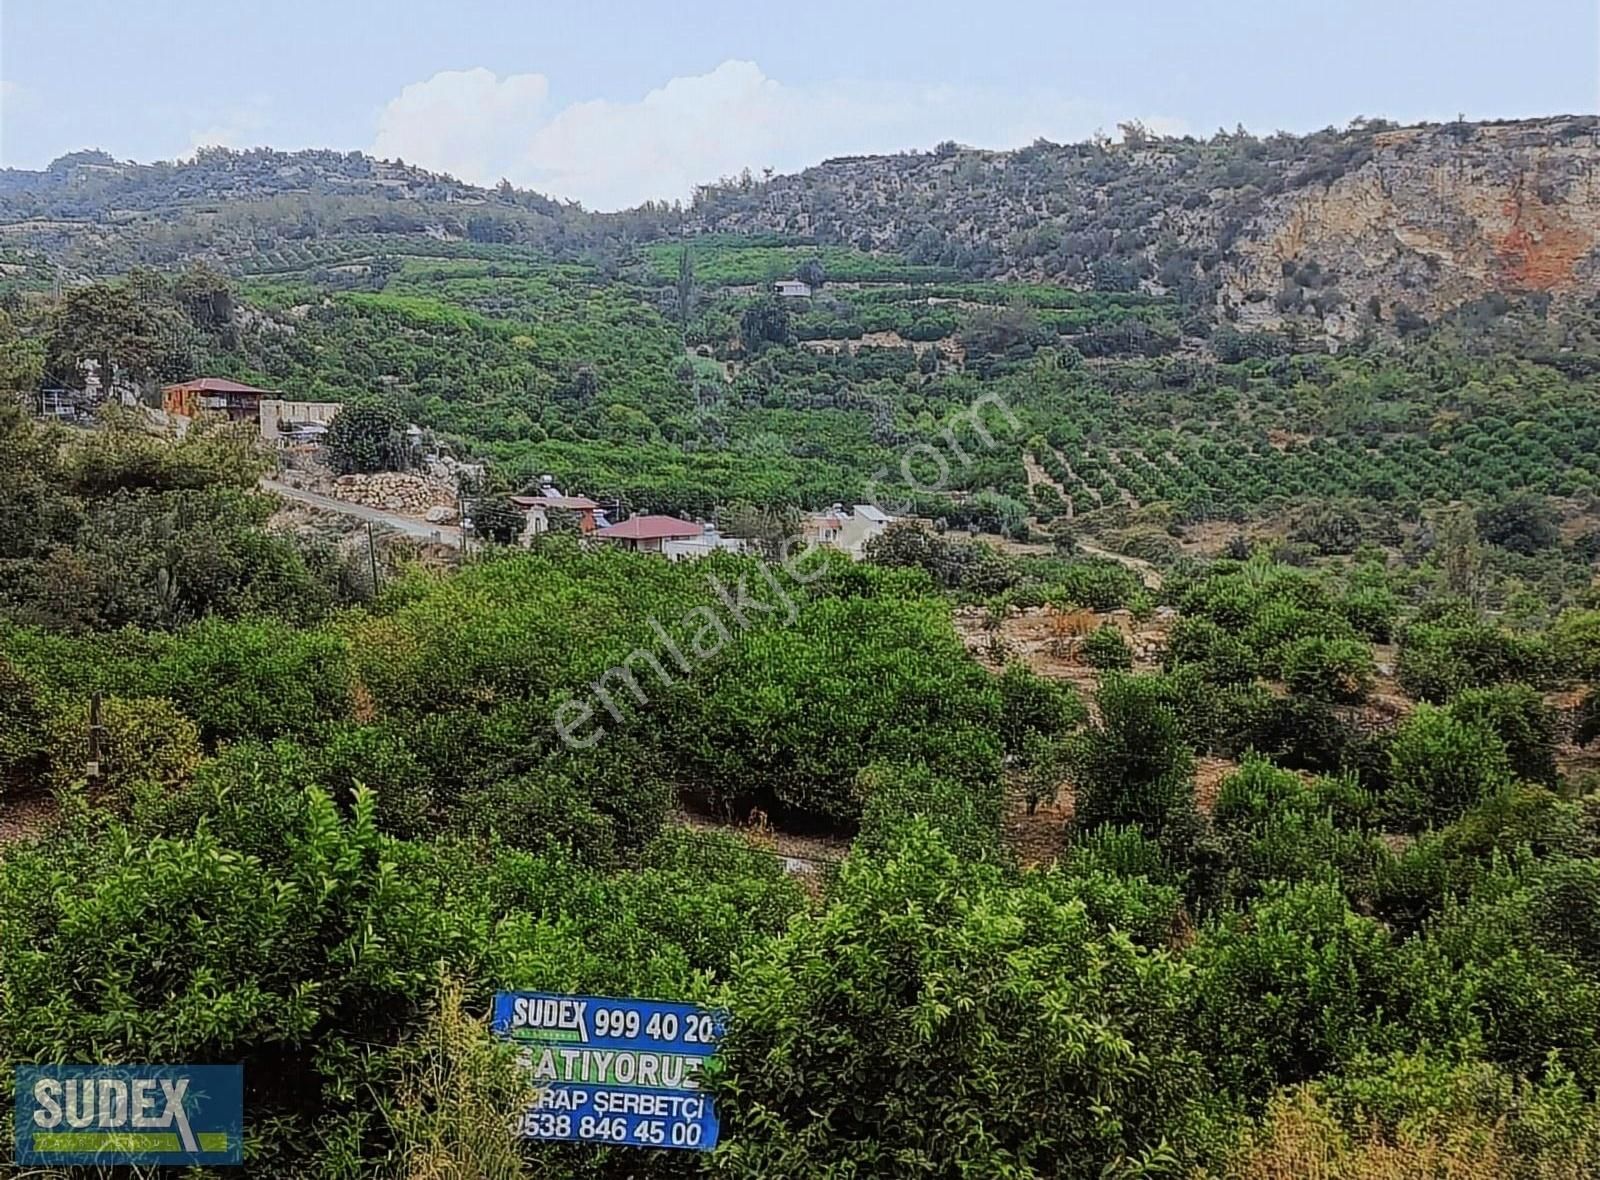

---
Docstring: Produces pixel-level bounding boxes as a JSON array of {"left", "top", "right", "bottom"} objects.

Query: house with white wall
[{"left": 802, "top": 504, "right": 896, "bottom": 559}]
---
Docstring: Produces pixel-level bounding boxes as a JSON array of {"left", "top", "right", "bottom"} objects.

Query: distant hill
[
  {"left": 0, "top": 146, "right": 648, "bottom": 279},
  {"left": 686, "top": 116, "right": 1600, "bottom": 342},
  {"left": 3, "top": 117, "right": 1598, "bottom": 340}
]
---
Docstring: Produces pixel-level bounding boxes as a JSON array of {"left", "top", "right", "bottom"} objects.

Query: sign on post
[{"left": 492, "top": 992, "right": 724, "bottom": 1151}]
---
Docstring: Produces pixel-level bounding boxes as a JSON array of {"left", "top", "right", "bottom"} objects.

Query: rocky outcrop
[
  {"left": 690, "top": 116, "right": 1600, "bottom": 340},
  {"left": 1219, "top": 119, "right": 1600, "bottom": 340},
  {"left": 331, "top": 472, "right": 458, "bottom": 519}
]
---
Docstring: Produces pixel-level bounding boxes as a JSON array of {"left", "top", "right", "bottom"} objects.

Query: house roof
[
  {"left": 162, "top": 377, "right": 278, "bottom": 395},
  {"left": 854, "top": 505, "right": 893, "bottom": 524},
  {"left": 510, "top": 494, "right": 600, "bottom": 511},
  {"left": 595, "top": 514, "right": 703, "bottom": 541}
]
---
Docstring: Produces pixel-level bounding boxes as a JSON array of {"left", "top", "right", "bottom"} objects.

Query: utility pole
[
  {"left": 86, "top": 693, "right": 105, "bottom": 786},
  {"left": 366, "top": 522, "right": 381, "bottom": 597}
]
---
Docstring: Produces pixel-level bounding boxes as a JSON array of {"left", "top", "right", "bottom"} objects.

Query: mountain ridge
[{"left": 3, "top": 114, "right": 1597, "bottom": 340}]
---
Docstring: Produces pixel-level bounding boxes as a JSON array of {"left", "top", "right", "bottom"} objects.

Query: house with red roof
[
  {"left": 594, "top": 514, "right": 706, "bottom": 554},
  {"left": 510, "top": 491, "right": 604, "bottom": 540},
  {"left": 161, "top": 377, "right": 280, "bottom": 422}
]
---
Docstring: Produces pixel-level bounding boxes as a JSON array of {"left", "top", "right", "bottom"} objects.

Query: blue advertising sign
[
  {"left": 492, "top": 992, "right": 724, "bottom": 1151},
  {"left": 13, "top": 1064, "right": 243, "bottom": 1167}
]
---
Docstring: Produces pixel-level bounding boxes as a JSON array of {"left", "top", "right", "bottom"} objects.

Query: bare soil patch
[
  {"left": 1003, "top": 777, "right": 1073, "bottom": 868},
  {"left": 0, "top": 792, "right": 59, "bottom": 850}
]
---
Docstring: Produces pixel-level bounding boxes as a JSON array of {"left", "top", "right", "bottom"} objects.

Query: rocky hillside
[
  {"left": 3, "top": 118, "right": 1596, "bottom": 341},
  {"left": 689, "top": 116, "right": 1600, "bottom": 341},
  {"left": 0, "top": 147, "right": 643, "bottom": 277}
]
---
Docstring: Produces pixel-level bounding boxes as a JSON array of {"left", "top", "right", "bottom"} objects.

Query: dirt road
[
  {"left": 1073, "top": 538, "right": 1164, "bottom": 590},
  {"left": 261, "top": 479, "right": 463, "bottom": 546}
]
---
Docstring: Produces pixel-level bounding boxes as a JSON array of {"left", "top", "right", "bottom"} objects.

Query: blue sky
[{"left": 2, "top": 0, "right": 1596, "bottom": 209}]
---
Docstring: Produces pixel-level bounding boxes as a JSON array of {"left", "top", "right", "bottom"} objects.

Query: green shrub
[
  {"left": 1553, "top": 608, "right": 1600, "bottom": 681},
  {"left": 325, "top": 398, "right": 412, "bottom": 474},
  {"left": 1072, "top": 674, "right": 1196, "bottom": 837},
  {"left": 1527, "top": 857, "right": 1600, "bottom": 975},
  {"left": 0, "top": 656, "right": 49, "bottom": 801},
  {"left": 996, "top": 661, "right": 1087, "bottom": 756},
  {"left": 153, "top": 617, "right": 352, "bottom": 744},
  {"left": 1210, "top": 757, "right": 1387, "bottom": 905},
  {"left": 1081, "top": 624, "right": 1134, "bottom": 671},
  {"left": 1398, "top": 615, "right": 1556, "bottom": 703},
  {"left": 1050, "top": 825, "right": 1186, "bottom": 948},
  {"left": 1336, "top": 585, "right": 1399, "bottom": 642},
  {"left": 1399, "top": 864, "right": 1600, "bottom": 1087},
  {"left": 1164, "top": 616, "right": 1260, "bottom": 685},
  {"left": 1233, "top": 1054, "right": 1600, "bottom": 1179},
  {"left": 1374, "top": 785, "right": 1587, "bottom": 931},
  {"left": 45, "top": 695, "right": 202, "bottom": 810},
  {"left": 1190, "top": 880, "right": 1408, "bottom": 1104},
  {"left": 675, "top": 594, "right": 1003, "bottom": 827},
  {"left": 856, "top": 763, "right": 1004, "bottom": 863},
  {"left": 713, "top": 824, "right": 1219, "bottom": 1178},
  {"left": 1385, "top": 704, "right": 1514, "bottom": 830},
  {"left": 1447, "top": 684, "right": 1559, "bottom": 786},
  {"left": 1280, "top": 635, "right": 1376, "bottom": 703}
]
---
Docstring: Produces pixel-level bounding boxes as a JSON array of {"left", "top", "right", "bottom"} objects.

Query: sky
[{"left": 1, "top": 0, "right": 1596, "bottom": 210}]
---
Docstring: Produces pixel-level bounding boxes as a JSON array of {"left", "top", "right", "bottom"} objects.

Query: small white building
[
  {"left": 662, "top": 525, "right": 748, "bottom": 562},
  {"left": 802, "top": 503, "right": 896, "bottom": 559},
  {"left": 773, "top": 279, "right": 813, "bottom": 298},
  {"left": 260, "top": 398, "right": 344, "bottom": 443}
]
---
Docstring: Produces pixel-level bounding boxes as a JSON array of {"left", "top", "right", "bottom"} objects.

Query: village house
[
  {"left": 594, "top": 514, "right": 744, "bottom": 560},
  {"left": 594, "top": 514, "right": 703, "bottom": 553},
  {"left": 511, "top": 487, "right": 605, "bottom": 544},
  {"left": 802, "top": 505, "right": 846, "bottom": 546},
  {"left": 803, "top": 504, "right": 896, "bottom": 559},
  {"left": 162, "top": 377, "right": 279, "bottom": 422},
  {"left": 773, "top": 279, "right": 813, "bottom": 298}
]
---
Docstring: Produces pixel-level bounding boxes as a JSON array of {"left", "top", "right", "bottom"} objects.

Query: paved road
[{"left": 262, "top": 479, "right": 463, "bottom": 546}]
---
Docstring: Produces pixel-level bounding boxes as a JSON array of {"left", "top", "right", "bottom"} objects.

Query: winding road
[{"left": 1073, "top": 537, "right": 1164, "bottom": 590}]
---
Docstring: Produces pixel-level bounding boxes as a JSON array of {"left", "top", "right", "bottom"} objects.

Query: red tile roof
[
  {"left": 595, "top": 514, "right": 703, "bottom": 541},
  {"left": 162, "top": 377, "right": 278, "bottom": 395},
  {"left": 510, "top": 494, "right": 600, "bottom": 511}
]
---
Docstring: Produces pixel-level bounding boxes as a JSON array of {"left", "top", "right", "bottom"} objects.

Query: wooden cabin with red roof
[{"left": 162, "top": 377, "right": 280, "bottom": 422}]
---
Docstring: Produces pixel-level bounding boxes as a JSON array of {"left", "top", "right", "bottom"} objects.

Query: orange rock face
[{"left": 1494, "top": 193, "right": 1595, "bottom": 291}]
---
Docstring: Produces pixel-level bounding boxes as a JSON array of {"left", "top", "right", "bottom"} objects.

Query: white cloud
[
  {"left": 371, "top": 60, "right": 1186, "bottom": 210},
  {"left": 372, "top": 67, "right": 550, "bottom": 185},
  {"left": 181, "top": 95, "right": 275, "bottom": 159}
]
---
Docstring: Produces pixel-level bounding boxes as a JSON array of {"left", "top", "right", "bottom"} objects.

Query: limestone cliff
[
  {"left": 1218, "top": 119, "right": 1600, "bottom": 340},
  {"left": 689, "top": 116, "right": 1600, "bottom": 339}
]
